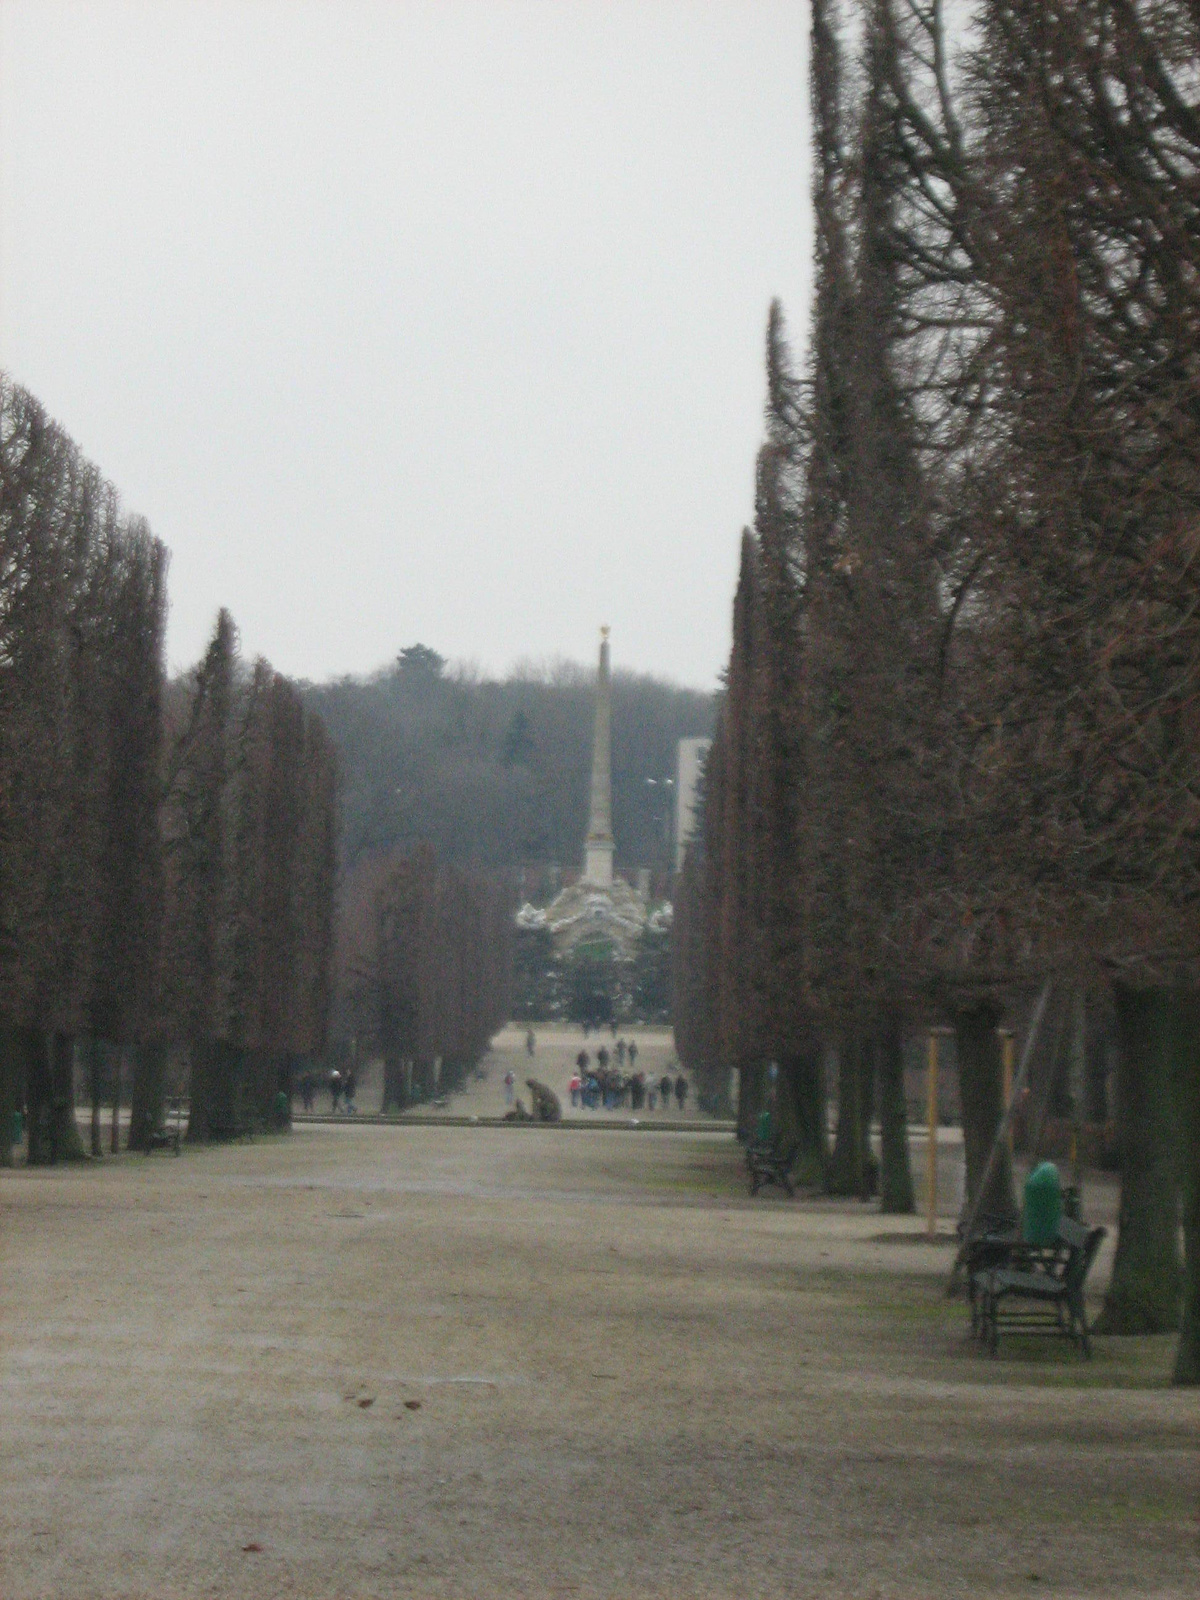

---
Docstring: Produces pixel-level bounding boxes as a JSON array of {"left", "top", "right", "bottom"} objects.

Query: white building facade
[{"left": 674, "top": 736, "right": 712, "bottom": 873}]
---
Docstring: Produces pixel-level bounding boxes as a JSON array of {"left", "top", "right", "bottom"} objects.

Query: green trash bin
[
  {"left": 1022, "top": 1160, "right": 1062, "bottom": 1245},
  {"left": 9, "top": 1110, "right": 23, "bottom": 1148},
  {"left": 755, "top": 1108, "right": 772, "bottom": 1145},
  {"left": 272, "top": 1090, "right": 290, "bottom": 1129}
]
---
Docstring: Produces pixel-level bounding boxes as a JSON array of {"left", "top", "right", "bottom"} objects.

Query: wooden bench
[
  {"left": 142, "top": 1097, "right": 186, "bottom": 1155},
  {"left": 746, "top": 1139, "right": 799, "bottom": 1198},
  {"left": 973, "top": 1216, "right": 1106, "bottom": 1357},
  {"left": 143, "top": 1126, "right": 181, "bottom": 1155}
]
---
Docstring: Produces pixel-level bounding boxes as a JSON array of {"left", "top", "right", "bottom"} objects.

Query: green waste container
[
  {"left": 1022, "top": 1160, "right": 1062, "bottom": 1245},
  {"left": 9, "top": 1110, "right": 23, "bottom": 1147},
  {"left": 755, "top": 1108, "right": 772, "bottom": 1144},
  {"left": 272, "top": 1090, "right": 290, "bottom": 1129}
]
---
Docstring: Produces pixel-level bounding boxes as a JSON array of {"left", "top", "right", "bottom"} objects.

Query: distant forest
[{"left": 302, "top": 645, "right": 716, "bottom": 885}]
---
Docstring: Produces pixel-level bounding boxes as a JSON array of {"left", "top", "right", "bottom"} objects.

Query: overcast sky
[{"left": 0, "top": 1, "right": 811, "bottom": 688}]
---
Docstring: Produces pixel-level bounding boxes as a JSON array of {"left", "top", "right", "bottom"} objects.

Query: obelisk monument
[{"left": 582, "top": 626, "right": 615, "bottom": 886}]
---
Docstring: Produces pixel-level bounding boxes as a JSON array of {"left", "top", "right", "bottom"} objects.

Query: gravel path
[{"left": 2, "top": 1058, "right": 1196, "bottom": 1599}]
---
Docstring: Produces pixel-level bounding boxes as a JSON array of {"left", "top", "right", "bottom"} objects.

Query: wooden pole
[
  {"left": 926, "top": 1031, "right": 939, "bottom": 1237},
  {"left": 1001, "top": 1030, "right": 1014, "bottom": 1159}
]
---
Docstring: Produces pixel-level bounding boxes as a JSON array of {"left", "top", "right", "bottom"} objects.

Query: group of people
[
  {"left": 298, "top": 1067, "right": 358, "bottom": 1114},
  {"left": 568, "top": 1050, "right": 689, "bottom": 1114}
]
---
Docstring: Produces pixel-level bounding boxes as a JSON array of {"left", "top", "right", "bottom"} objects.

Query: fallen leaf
[
  {"left": 242, "top": 1542, "right": 263, "bottom": 1553},
  {"left": 358, "top": 1397, "right": 374, "bottom": 1408},
  {"left": 404, "top": 1399, "right": 422, "bottom": 1411}
]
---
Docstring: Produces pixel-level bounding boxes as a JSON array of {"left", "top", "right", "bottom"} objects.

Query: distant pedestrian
[
  {"left": 616, "top": 1039, "right": 627, "bottom": 1067},
  {"left": 526, "top": 1029, "right": 536, "bottom": 1057},
  {"left": 627, "top": 1040, "right": 638, "bottom": 1070},
  {"left": 675, "top": 1074, "right": 688, "bottom": 1113},
  {"left": 597, "top": 1046, "right": 610, "bottom": 1072},
  {"left": 648, "top": 1087, "right": 658, "bottom": 1112},
  {"left": 504, "top": 1069, "right": 516, "bottom": 1106},
  {"left": 344, "top": 1070, "right": 357, "bottom": 1114},
  {"left": 569, "top": 1072, "right": 582, "bottom": 1108},
  {"left": 659, "top": 1073, "right": 672, "bottom": 1111},
  {"left": 300, "top": 1071, "right": 315, "bottom": 1113}
]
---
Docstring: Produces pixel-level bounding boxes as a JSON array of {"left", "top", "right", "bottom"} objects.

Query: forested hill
[{"left": 301, "top": 646, "right": 715, "bottom": 880}]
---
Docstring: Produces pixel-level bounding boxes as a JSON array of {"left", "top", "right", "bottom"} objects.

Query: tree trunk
[
  {"left": 49, "top": 1032, "right": 88, "bottom": 1161},
  {"left": 827, "top": 1024, "right": 873, "bottom": 1198},
  {"left": 878, "top": 1010, "right": 915, "bottom": 1214},
  {"left": 129, "top": 1040, "right": 168, "bottom": 1152},
  {"left": 85, "top": 1037, "right": 103, "bottom": 1157},
  {"left": 25, "top": 1027, "right": 55, "bottom": 1166},
  {"left": 189, "top": 1038, "right": 242, "bottom": 1141},
  {"left": 240, "top": 1047, "right": 271, "bottom": 1130},
  {"left": 736, "top": 1055, "right": 766, "bottom": 1144},
  {"left": 1096, "top": 985, "right": 1182, "bottom": 1334},
  {"left": 382, "top": 1050, "right": 406, "bottom": 1112},
  {"left": 187, "top": 1038, "right": 212, "bottom": 1141},
  {"left": 110, "top": 1043, "right": 122, "bottom": 1154},
  {"left": 274, "top": 1053, "right": 296, "bottom": 1128},
  {"left": 413, "top": 1056, "right": 436, "bottom": 1103},
  {"left": 1171, "top": 990, "right": 1200, "bottom": 1384},
  {"left": 781, "top": 1044, "right": 826, "bottom": 1186},
  {"left": 214, "top": 1043, "right": 242, "bottom": 1137},
  {"left": 0, "top": 1018, "right": 22, "bottom": 1167},
  {"left": 951, "top": 1000, "right": 1016, "bottom": 1224}
]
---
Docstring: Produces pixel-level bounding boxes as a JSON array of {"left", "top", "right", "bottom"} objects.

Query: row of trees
[
  {"left": 344, "top": 846, "right": 512, "bottom": 1110},
  {"left": 164, "top": 612, "right": 338, "bottom": 1141},
  {"left": 0, "top": 376, "right": 338, "bottom": 1159},
  {"left": 674, "top": 1, "right": 1199, "bottom": 1383}
]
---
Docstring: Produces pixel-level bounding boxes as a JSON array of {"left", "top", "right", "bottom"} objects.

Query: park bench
[
  {"left": 746, "top": 1138, "right": 799, "bottom": 1198},
  {"left": 142, "top": 1097, "right": 186, "bottom": 1155},
  {"left": 972, "top": 1215, "right": 1106, "bottom": 1357}
]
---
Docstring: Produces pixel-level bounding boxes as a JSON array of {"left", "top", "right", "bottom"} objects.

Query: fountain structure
[{"left": 516, "top": 628, "right": 648, "bottom": 959}]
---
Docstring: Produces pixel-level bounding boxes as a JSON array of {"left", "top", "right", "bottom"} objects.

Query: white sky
[{"left": 0, "top": 0, "right": 811, "bottom": 689}]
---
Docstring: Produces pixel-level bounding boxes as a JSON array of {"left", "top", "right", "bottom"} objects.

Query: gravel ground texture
[{"left": 2, "top": 1041, "right": 1197, "bottom": 1600}]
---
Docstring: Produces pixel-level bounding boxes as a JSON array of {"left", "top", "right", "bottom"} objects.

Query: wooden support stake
[
  {"left": 926, "top": 1031, "right": 939, "bottom": 1237},
  {"left": 1001, "top": 1030, "right": 1014, "bottom": 1159}
]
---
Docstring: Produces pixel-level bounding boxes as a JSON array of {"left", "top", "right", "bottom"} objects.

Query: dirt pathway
[{"left": 2, "top": 1121, "right": 1195, "bottom": 1599}]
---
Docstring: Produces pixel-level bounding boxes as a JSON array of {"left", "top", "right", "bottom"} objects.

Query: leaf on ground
[
  {"left": 404, "top": 1399, "right": 422, "bottom": 1411},
  {"left": 242, "top": 1542, "right": 263, "bottom": 1553},
  {"left": 358, "top": 1397, "right": 374, "bottom": 1408}
]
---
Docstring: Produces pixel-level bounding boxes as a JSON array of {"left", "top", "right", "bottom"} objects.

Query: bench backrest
[{"left": 1057, "top": 1217, "right": 1106, "bottom": 1293}]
